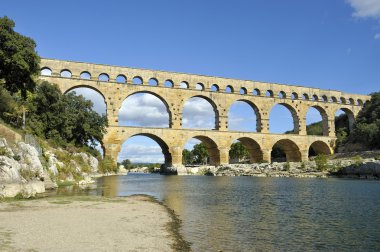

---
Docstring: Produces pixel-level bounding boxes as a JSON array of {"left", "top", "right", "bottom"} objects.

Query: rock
[
  {"left": 45, "top": 151, "right": 63, "bottom": 176},
  {"left": 77, "top": 176, "right": 95, "bottom": 185},
  {"left": 16, "top": 142, "right": 43, "bottom": 178},
  {"left": 0, "top": 181, "right": 45, "bottom": 198},
  {"left": 0, "top": 156, "right": 23, "bottom": 182}
]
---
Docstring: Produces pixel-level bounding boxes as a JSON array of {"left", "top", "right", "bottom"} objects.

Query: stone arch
[
  {"left": 149, "top": 78, "right": 158, "bottom": 86},
  {"left": 182, "top": 95, "right": 220, "bottom": 130},
  {"left": 302, "top": 93, "right": 309, "bottom": 100},
  {"left": 336, "top": 107, "right": 355, "bottom": 132},
  {"left": 230, "top": 137, "right": 263, "bottom": 163},
  {"left": 80, "top": 71, "right": 91, "bottom": 80},
  {"left": 278, "top": 91, "right": 286, "bottom": 99},
  {"left": 195, "top": 83, "right": 204, "bottom": 90},
  {"left": 331, "top": 96, "right": 338, "bottom": 103},
  {"left": 119, "top": 133, "right": 172, "bottom": 167},
  {"left": 228, "top": 99, "right": 262, "bottom": 132},
  {"left": 210, "top": 84, "right": 219, "bottom": 92},
  {"left": 133, "top": 76, "right": 143, "bottom": 85},
  {"left": 41, "top": 67, "right": 52, "bottom": 76},
  {"left": 308, "top": 140, "right": 332, "bottom": 159},
  {"left": 340, "top": 97, "right": 347, "bottom": 104},
  {"left": 348, "top": 98, "right": 355, "bottom": 105},
  {"left": 118, "top": 91, "right": 172, "bottom": 128},
  {"left": 321, "top": 95, "right": 328, "bottom": 102},
  {"left": 63, "top": 85, "right": 106, "bottom": 102},
  {"left": 269, "top": 102, "right": 300, "bottom": 134},
  {"left": 98, "top": 73, "right": 109, "bottom": 82},
  {"left": 116, "top": 75, "right": 127, "bottom": 83},
  {"left": 240, "top": 87, "right": 247, "bottom": 95},
  {"left": 164, "top": 79, "right": 174, "bottom": 88},
  {"left": 266, "top": 90, "right": 274, "bottom": 97},
  {"left": 291, "top": 92, "right": 298, "bottom": 100},
  {"left": 312, "top": 95, "right": 319, "bottom": 101},
  {"left": 60, "top": 69, "right": 72, "bottom": 78},
  {"left": 225, "top": 85, "right": 234, "bottom": 93},
  {"left": 306, "top": 105, "right": 329, "bottom": 136},
  {"left": 253, "top": 88, "right": 260, "bottom": 96},
  {"left": 184, "top": 135, "right": 220, "bottom": 166},
  {"left": 271, "top": 139, "right": 301, "bottom": 162},
  {"left": 357, "top": 99, "right": 363, "bottom": 106},
  {"left": 180, "top": 81, "right": 189, "bottom": 89}
]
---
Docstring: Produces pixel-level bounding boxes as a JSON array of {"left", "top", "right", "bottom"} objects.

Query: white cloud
[
  {"left": 182, "top": 97, "right": 216, "bottom": 129},
  {"left": 68, "top": 88, "right": 106, "bottom": 115},
  {"left": 347, "top": 0, "right": 380, "bottom": 19},
  {"left": 119, "top": 93, "right": 169, "bottom": 127},
  {"left": 118, "top": 143, "right": 164, "bottom": 163}
]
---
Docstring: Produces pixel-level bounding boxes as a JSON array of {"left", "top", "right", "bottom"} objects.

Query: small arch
[
  {"left": 60, "top": 69, "right": 72, "bottom": 78},
  {"left": 183, "top": 135, "right": 220, "bottom": 166},
  {"left": 253, "top": 88, "right": 260, "bottom": 96},
  {"left": 225, "top": 85, "right": 234, "bottom": 93},
  {"left": 210, "top": 84, "right": 219, "bottom": 92},
  {"left": 291, "top": 92, "right": 298, "bottom": 100},
  {"left": 116, "top": 75, "right": 127, "bottom": 84},
  {"left": 278, "top": 91, "right": 286, "bottom": 99},
  {"left": 348, "top": 98, "right": 355, "bottom": 105},
  {"left": 180, "top": 81, "right": 189, "bottom": 89},
  {"left": 80, "top": 71, "right": 91, "bottom": 80},
  {"left": 41, "top": 67, "right": 52, "bottom": 76},
  {"left": 195, "top": 83, "right": 204, "bottom": 91},
  {"left": 357, "top": 99, "right": 363, "bottom": 106},
  {"left": 302, "top": 93, "right": 309, "bottom": 100},
  {"left": 308, "top": 141, "right": 332, "bottom": 159},
  {"left": 149, "top": 78, "right": 158, "bottom": 86},
  {"left": 98, "top": 73, "right": 109, "bottom": 82},
  {"left": 266, "top": 90, "right": 274, "bottom": 97},
  {"left": 340, "top": 97, "right": 346, "bottom": 104},
  {"left": 321, "top": 95, "right": 328, "bottom": 103},
  {"left": 133, "top": 76, "right": 143, "bottom": 85},
  {"left": 312, "top": 95, "right": 319, "bottom": 101},
  {"left": 229, "top": 137, "right": 263, "bottom": 163},
  {"left": 271, "top": 139, "right": 301, "bottom": 162},
  {"left": 164, "top": 79, "right": 174, "bottom": 88},
  {"left": 239, "top": 87, "right": 247, "bottom": 95},
  {"left": 331, "top": 96, "right": 338, "bottom": 103}
]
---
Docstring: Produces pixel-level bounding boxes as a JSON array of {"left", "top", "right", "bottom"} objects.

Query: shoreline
[{"left": 0, "top": 195, "right": 191, "bottom": 251}]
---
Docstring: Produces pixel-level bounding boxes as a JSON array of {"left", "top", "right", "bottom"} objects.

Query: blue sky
[{"left": 3, "top": 0, "right": 380, "bottom": 163}]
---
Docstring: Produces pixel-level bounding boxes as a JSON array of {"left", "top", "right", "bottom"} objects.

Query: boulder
[{"left": 0, "top": 156, "right": 22, "bottom": 182}]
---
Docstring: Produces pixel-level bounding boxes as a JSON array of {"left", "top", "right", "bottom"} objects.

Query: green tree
[
  {"left": 121, "top": 159, "right": 132, "bottom": 169},
  {"left": 229, "top": 142, "right": 249, "bottom": 162},
  {"left": 192, "top": 143, "right": 209, "bottom": 164},
  {"left": 349, "top": 92, "right": 380, "bottom": 149},
  {"left": 182, "top": 149, "right": 193, "bottom": 165},
  {"left": 0, "top": 16, "right": 40, "bottom": 98}
]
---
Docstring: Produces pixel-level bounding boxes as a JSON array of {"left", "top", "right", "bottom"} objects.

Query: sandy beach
[{"left": 0, "top": 195, "right": 188, "bottom": 251}]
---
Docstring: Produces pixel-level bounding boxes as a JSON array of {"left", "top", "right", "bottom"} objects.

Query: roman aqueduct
[{"left": 39, "top": 58, "right": 370, "bottom": 168}]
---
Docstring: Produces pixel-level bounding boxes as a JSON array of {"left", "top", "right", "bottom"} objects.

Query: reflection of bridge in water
[{"left": 39, "top": 58, "right": 370, "bottom": 168}]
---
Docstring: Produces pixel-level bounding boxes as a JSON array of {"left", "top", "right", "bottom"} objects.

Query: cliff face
[{"left": 0, "top": 136, "right": 99, "bottom": 198}]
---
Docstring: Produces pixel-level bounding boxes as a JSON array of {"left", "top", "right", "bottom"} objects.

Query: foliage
[
  {"left": 182, "top": 149, "right": 193, "bottom": 165},
  {"left": 98, "top": 156, "right": 118, "bottom": 173},
  {"left": 19, "top": 168, "right": 39, "bottom": 181},
  {"left": 192, "top": 143, "right": 209, "bottom": 164},
  {"left": 352, "top": 155, "right": 363, "bottom": 168},
  {"left": 314, "top": 154, "right": 328, "bottom": 171},
  {"left": 306, "top": 121, "right": 323, "bottom": 136},
  {"left": 0, "top": 146, "right": 10, "bottom": 156},
  {"left": 284, "top": 162, "right": 290, "bottom": 171},
  {"left": 229, "top": 142, "right": 249, "bottom": 162},
  {"left": 301, "top": 161, "right": 306, "bottom": 170},
  {"left": 199, "top": 168, "right": 214, "bottom": 176},
  {"left": 27, "top": 81, "right": 108, "bottom": 146},
  {"left": 0, "top": 16, "right": 40, "bottom": 98}
]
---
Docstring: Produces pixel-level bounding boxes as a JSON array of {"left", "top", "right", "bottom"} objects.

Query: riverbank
[{"left": 0, "top": 195, "right": 191, "bottom": 251}]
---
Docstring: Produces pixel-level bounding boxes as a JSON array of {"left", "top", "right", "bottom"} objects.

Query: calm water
[{"left": 59, "top": 174, "right": 380, "bottom": 251}]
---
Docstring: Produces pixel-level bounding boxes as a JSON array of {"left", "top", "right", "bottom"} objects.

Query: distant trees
[
  {"left": 0, "top": 16, "right": 40, "bottom": 98},
  {"left": 229, "top": 142, "right": 249, "bottom": 162},
  {"left": 182, "top": 143, "right": 209, "bottom": 165}
]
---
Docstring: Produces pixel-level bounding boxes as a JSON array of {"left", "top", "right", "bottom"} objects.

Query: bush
[
  {"left": 98, "top": 156, "right": 118, "bottom": 174},
  {"left": 301, "top": 161, "right": 306, "bottom": 170},
  {"left": 19, "top": 168, "right": 39, "bottom": 181},
  {"left": 315, "top": 154, "right": 328, "bottom": 171},
  {"left": 284, "top": 162, "right": 290, "bottom": 171},
  {"left": 352, "top": 155, "right": 363, "bottom": 168},
  {"left": 0, "top": 146, "right": 9, "bottom": 156}
]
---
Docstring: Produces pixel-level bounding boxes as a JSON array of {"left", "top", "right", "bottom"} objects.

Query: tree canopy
[{"left": 0, "top": 16, "right": 40, "bottom": 98}]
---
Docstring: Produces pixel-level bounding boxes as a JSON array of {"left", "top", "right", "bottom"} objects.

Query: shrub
[
  {"left": 315, "top": 154, "right": 328, "bottom": 171},
  {"left": 19, "top": 168, "right": 39, "bottom": 181},
  {"left": 98, "top": 156, "right": 118, "bottom": 174},
  {"left": 0, "top": 146, "right": 10, "bottom": 156},
  {"left": 284, "top": 162, "right": 290, "bottom": 171},
  {"left": 352, "top": 155, "right": 363, "bottom": 168},
  {"left": 13, "top": 155, "right": 21, "bottom": 161},
  {"left": 301, "top": 161, "right": 306, "bottom": 170}
]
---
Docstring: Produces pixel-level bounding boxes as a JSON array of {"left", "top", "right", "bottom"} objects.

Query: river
[{"left": 56, "top": 174, "right": 380, "bottom": 251}]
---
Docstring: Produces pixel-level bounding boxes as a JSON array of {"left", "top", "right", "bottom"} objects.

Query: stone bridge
[{"left": 39, "top": 58, "right": 370, "bottom": 167}]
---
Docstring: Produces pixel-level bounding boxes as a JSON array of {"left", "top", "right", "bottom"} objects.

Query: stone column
[
  {"left": 328, "top": 119, "right": 336, "bottom": 137},
  {"left": 261, "top": 149, "right": 272, "bottom": 163},
  {"left": 170, "top": 146, "right": 183, "bottom": 167},
  {"left": 299, "top": 149, "right": 309, "bottom": 162},
  {"left": 218, "top": 115, "right": 228, "bottom": 131},
  {"left": 260, "top": 115, "right": 270, "bottom": 134},
  {"left": 219, "top": 148, "right": 229, "bottom": 165},
  {"left": 298, "top": 115, "right": 307, "bottom": 135}
]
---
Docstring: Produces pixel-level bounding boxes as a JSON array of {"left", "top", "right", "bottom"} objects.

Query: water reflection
[{"left": 55, "top": 174, "right": 380, "bottom": 251}]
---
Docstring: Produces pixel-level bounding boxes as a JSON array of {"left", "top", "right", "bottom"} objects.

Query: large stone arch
[
  {"left": 308, "top": 105, "right": 329, "bottom": 136},
  {"left": 63, "top": 84, "right": 107, "bottom": 102},
  {"left": 271, "top": 138, "right": 301, "bottom": 162},
  {"left": 270, "top": 102, "right": 300, "bottom": 134},
  {"left": 335, "top": 107, "right": 355, "bottom": 132},
  {"left": 230, "top": 137, "right": 263, "bottom": 163},
  {"left": 118, "top": 133, "right": 173, "bottom": 167},
  {"left": 228, "top": 99, "right": 262, "bottom": 132},
  {"left": 181, "top": 95, "right": 220, "bottom": 130},
  {"left": 118, "top": 91, "right": 173, "bottom": 128},
  {"left": 308, "top": 140, "right": 332, "bottom": 158},
  {"left": 183, "top": 135, "right": 220, "bottom": 166}
]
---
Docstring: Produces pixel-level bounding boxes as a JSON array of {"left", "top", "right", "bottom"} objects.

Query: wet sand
[{"left": 0, "top": 195, "right": 188, "bottom": 251}]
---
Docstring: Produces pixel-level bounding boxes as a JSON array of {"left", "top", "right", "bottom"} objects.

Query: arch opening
[
  {"left": 228, "top": 100, "right": 261, "bottom": 132},
  {"left": 210, "top": 84, "right": 219, "bottom": 92},
  {"left": 195, "top": 83, "right": 204, "bottom": 91},
  {"left": 266, "top": 90, "right": 274, "bottom": 97},
  {"left": 271, "top": 139, "right": 301, "bottom": 162},
  {"left": 302, "top": 93, "right": 309, "bottom": 100},
  {"left": 269, "top": 103, "right": 299, "bottom": 134},
  {"left": 118, "top": 92, "right": 171, "bottom": 128},
  {"left": 182, "top": 96, "right": 219, "bottom": 130},
  {"left": 41, "top": 67, "right": 52, "bottom": 76},
  {"left": 229, "top": 138, "right": 262, "bottom": 164},
  {"left": 149, "top": 78, "right": 158, "bottom": 86},
  {"left": 180, "top": 81, "right": 189, "bottom": 89},
  {"left": 225, "top": 85, "right": 234, "bottom": 93},
  {"left": 335, "top": 108, "right": 355, "bottom": 150},
  {"left": 117, "top": 134, "right": 172, "bottom": 168},
  {"left": 291, "top": 92, "right": 298, "bottom": 100},
  {"left": 306, "top": 106, "right": 329, "bottom": 136},
  {"left": 98, "top": 73, "right": 109, "bottom": 82},
  {"left": 253, "top": 88, "right": 260, "bottom": 96},
  {"left": 80, "top": 71, "right": 91, "bottom": 80},
  {"left": 164, "top": 79, "right": 173, "bottom": 88},
  {"left": 65, "top": 86, "right": 107, "bottom": 116},
  {"left": 116, "top": 75, "right": 126, "bottom": 84},
  {"left": 308, "top": 141, "right": 332, "bottom": 160},
  {"left": 240, "top": 87, "right": 247, "bottom": 95},
  {"left": 133, "top": 76, "right": 143, "bottom": 85},
  {"left": 279, "top": 91, "right": 286, "bottom": 99},
  {"left": 183, "top": 136, "right": 220, "bottom": 166},
  {"left": 60, "top": 69, "right": 72, "bottom": 78}
]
